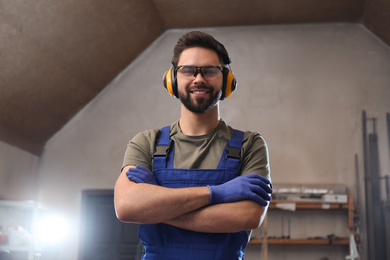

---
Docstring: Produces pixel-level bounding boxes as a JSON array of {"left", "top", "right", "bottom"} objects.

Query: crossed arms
[{"left": 114, "top": 165, "right": 272, "bottom": 233}]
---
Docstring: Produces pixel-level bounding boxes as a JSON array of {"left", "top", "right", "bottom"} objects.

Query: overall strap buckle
[
  {"left": 225, "top": 145, "right": 241, "bottom": 160},
  {"left": 154, "top": 143, "right": 172, "bottom": 158}
]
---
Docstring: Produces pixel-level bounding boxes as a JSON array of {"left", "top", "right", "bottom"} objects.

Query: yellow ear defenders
[
  {"left": 163, "top": 64, "right": 237, "bottom": 100},
  {"left": 163, "top": 64, "right": 179, "bottom": 98},
  {"left": 221, "top": 65, "right": 237, "bottom": 100}
]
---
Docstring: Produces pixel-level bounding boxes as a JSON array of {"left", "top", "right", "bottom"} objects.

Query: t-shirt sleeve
[
  {"left": 121, "top": 129, "right": 159, "bottom": 171},
  {"left": 240, "top": 132, "right": 271, "bottom": 183}
]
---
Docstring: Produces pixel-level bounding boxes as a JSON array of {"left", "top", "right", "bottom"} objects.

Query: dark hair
[{"left": 172, "top": 31, "right": 231, "bottom": 67}]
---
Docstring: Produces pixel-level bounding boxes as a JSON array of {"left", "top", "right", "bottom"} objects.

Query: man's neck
[{"left": 179, "top": 105, "right": 221, "bottom": 136}]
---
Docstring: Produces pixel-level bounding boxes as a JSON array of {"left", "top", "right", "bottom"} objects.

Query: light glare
[{"left": 36, "top": 214, "right": 68, "bottom": 244}]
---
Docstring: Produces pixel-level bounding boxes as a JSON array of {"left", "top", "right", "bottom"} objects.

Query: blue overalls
[{"left": 139, "top": 126, "right": 248, "bottom": 260}]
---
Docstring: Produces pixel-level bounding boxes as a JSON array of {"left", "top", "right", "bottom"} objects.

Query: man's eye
[
  {"left": 203, "top": 69, "right": 218, "bottom": 76},
  {"left": 180, "top": 67, "right": 195, "bottom": 74}
]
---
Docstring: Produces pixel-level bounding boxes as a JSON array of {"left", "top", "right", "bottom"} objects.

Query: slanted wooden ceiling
[{"left": 0, "top": 0, "right": 389, "bottom": 155}]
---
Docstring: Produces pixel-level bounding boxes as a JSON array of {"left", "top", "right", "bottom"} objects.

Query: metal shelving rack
[
  {"left": 0, "top": 200, "right": 38, "bottom": 260},
  {"left": 249, "top": 194, "right": 358, "bottom": 259}
]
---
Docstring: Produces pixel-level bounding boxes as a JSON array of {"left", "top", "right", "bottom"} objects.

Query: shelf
[
  {"left": 269, "top": 195, "right": 355, "bottom": 234},
  {"left": 270, "top": 200, "right": 350, "bottom": 210},
  {"left": 0, "top": 200, "right": 36, "bottom": 209},
  {"left": 249, "top": 237, "right": 349, "bottom": 245},
  {"left": 254, "top": 194, "right": 356, "bottom": 259},
  {"left": 0, "top": 244, "right": 32, "bottom": 252}
]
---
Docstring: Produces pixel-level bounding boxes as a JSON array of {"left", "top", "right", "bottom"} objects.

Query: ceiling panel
[
  {"left": 364, "top": 0, "right": 390, "bottom": 46},
  {"left": 0, "top": 0, "right": 165, "bottom": 154},
  {"left": 152, "top": 0, "right": 364, "bottom": 28}
]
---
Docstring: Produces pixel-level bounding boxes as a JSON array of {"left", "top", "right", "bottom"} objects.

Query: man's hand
[
  {"left": 126, "top": 165, "right": 159, "bottom": 185},
  {"left": 208, "top": 173, "right": 272, "bottom": 206}
]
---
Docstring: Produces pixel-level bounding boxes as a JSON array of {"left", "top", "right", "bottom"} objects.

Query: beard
[{"left": 178, "top": 86, "right": 222, "bottom": 114}]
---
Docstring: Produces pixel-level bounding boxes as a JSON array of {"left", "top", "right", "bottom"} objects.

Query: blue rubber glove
[
  {"left": 126, "top": 165, "right": 159, "bottom": 185},
  {"left": 208, "top": 173, "right": 272, "bottom": 206}
]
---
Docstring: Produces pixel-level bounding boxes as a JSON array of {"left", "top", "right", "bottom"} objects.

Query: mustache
[{"left": 187, "top": 85, "right": 213, "bottom": 92}]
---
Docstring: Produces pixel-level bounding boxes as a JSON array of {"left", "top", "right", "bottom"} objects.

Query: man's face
[{"left": 176, "top": 47, "right": 223, "bottom": 114}]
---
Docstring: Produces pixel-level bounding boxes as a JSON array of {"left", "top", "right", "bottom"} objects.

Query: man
[{"left": 114, "top": 31, "right": 272, "bottom": 260}]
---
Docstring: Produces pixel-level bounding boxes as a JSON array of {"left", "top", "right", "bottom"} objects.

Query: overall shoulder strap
[
  {"left": 154, "top": 126, "right": 171, "bottom": 154},
  {"left": 218, "top": 129, "right": 245, "bottom": 171},
  {"left": 153, "top": 126, "right": 173, "bottom": 169},
  {"left": 226, "top": 130, "right": 244, "bottom": 159}
]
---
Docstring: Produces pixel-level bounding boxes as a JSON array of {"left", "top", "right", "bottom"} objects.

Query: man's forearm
[
  {"left": 115, "top": 166, "right": 210, "bottom": 224},
  {"left": 164, "top": 200, "right": 268, "bottom": 233}
]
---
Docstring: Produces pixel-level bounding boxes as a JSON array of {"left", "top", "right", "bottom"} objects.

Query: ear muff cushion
[
  {"left": 224, "top": 70, "right": 236, "bottom": 99},
  {"left": 221, "top": 68, "right": 237, "bottom": 100},
  {"left": 163, "top": 69, "right": 178, "bottom": 98}
]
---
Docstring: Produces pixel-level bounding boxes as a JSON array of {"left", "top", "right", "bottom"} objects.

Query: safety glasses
[{"left": 176, "top": 65, "right": 223, "bottom": 79}]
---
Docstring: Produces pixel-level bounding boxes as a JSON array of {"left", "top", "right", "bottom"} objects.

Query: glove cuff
[{"left": 207, "top": 185, "right": 215, "bottom": 205}]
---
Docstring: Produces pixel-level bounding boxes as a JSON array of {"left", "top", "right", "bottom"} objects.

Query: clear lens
[
  {"left": 178, "top": 66, "right": 196, "bottom": 77},
  {"left": 202, "top": 66, "right": 220, "bottom": 77},
  {"left": 177, "top": 66, "right": 222, "bottom": 79}
]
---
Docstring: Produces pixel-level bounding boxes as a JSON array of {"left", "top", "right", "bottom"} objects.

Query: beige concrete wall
[
  {"left": 2, "top": 23, "right": 389, "bottom": 259},
  {"left": 0, "top": 141, "right": 39, "bottom": 200}
]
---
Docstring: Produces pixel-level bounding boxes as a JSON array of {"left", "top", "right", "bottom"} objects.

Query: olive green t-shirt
[{"left": 122, "top": 120, "right": 271, "bottom": 181}]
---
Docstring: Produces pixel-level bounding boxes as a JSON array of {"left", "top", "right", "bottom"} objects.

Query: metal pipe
[
  {"left": 368, "top": 130, "right": 387, "bottom": 259},
  {"left": 387, "top": 113, "right": 390, "bottom": 160},
  {"left": 362, "top": 110, "right": 375, "bottom": 260}
]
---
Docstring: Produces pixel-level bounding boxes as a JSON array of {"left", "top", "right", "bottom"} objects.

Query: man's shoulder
[
  {"left": 134, "top": 128, "right": 160, "bottom": 139},
  {"left": 223, "top": 122, "right": 263, "bottom": 141},
  {"left": 131, "top": 122, "right": 179, "bottom": 147}
]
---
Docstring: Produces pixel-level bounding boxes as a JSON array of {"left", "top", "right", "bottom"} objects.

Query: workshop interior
[{"left": 1, "top": 1, "right": 390, "bottom": 260}]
